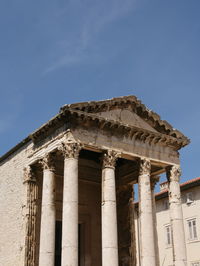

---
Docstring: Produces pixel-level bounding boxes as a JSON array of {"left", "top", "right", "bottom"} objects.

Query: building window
[
  {"left": 188, "top": 218, "right": 198, "bottom": 241},
  {"left": 165, "top": 225, "right": 172, "bottom": 245},
  {"left": 185, "top": 192, "right": 194, "bottom": 205},
  {"left": 191, "top": 262, "right": 200, "bottom": 266}
]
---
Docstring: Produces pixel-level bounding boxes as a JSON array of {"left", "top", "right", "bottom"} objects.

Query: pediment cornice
[
  {"left": 0, "top": 96, "right": 190, "bottom": 164},
  {"left": 60, "top": 95, "right": 189, "bottom": 144},
  {"left": 30, "top": 107, "right": 189, "bottom": 150}
]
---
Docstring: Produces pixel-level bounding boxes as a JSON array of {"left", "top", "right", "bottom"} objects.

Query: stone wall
[{"left": 0, "top": 142, "right": 32, "bottom": 266}]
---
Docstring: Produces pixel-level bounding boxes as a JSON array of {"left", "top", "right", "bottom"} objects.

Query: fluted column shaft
[
  {"left": 39, "top": 154, "right": 56, "bottom": 266},
  {"left": 102, "top": 150, "right": 119, "bottom": 266},
  {"left": 60, "top": 140, "right": 81, "bottom": 266},
  {"left": 138, "top": 158, "right": 156, "bottom": 266},
  {"left": 167, "top": 165, "right": 187, "bottom": 266},
  {"left": 151, "top": 176, "right": 160, "bottom": 266}
]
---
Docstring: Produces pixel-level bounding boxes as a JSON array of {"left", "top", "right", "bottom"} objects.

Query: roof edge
[
  {"left": 0, "top": 96, "right": 190, "bottom": 163},
  {"left": 60, "top": 95, "right": 190, "bottom": 144},
  {"left": 0, "top": 136, "right": 31, "bottom": 164}
]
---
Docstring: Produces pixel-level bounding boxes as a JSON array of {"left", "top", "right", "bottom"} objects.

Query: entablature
[{"left": 28, "top": 127, "right": 180, "bottom": 178}]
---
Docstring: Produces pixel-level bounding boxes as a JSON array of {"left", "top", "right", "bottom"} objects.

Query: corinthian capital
[
  {"left": 166, "top": 165, "right": 181, "bottom": 182},
  {"left": 59, "top": 142, "right": 82, "bottom": 159},
  {"left": 40, "top": 153, "right": 56, "bottom": 172},
  {"left": 139, "top": 158, "right": 151, "bottom": 176},
  {"left": 59, "top": 130, "right": 82, "bottom": 159},
  {"left": 23, "top": 166, "right": 36, "bottom": 183},
  {"left": 103, "top": 150, "right": 120, "bottom": 169}
]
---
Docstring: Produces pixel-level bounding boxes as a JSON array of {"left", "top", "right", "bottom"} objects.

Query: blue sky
[{"left": 0, "top": 0, "right": 200, "bottom": 184}]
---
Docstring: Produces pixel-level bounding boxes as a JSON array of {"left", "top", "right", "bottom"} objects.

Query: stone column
[
  {"left": 102, "top": 150, "right": 119, "bottom": 266},
  {"left": 39, "top": 154, "right": 56, "bottom": 266},
  {"left": 24, "top": 166, "right": 38, "bottom": 266},
  {"left": 167, "top": 165, "right": 187, "bottom": 266},
  {"left": 60, "top": 140, "right": 81, "bottom": 266},
  {"left": 138, "top": 158, "right": 156, "bottom": 266},
  {"left": 151, "top": 176, "right": 160, "bottom": 266}
]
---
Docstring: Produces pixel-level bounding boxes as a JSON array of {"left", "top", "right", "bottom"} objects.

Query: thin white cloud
[{"left": 44, "top": 0, "right": 137, "bottom": 73}]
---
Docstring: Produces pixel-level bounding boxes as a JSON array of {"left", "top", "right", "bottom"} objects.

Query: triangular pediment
[
  {"left": 0, "top": 96, "right": 190, "bottom": 164},
  {"left": 60, "top": 95, "right": 188, "bottom": 142},
  {"left": 29, "top": 95, "right": 189, "bottom": 149},
  {"left": 92, "top": 108, "right": 157, "bottom": 133}
]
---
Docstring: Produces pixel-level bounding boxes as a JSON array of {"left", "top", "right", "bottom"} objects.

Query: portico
[{"left": 14, "top": 96, "right": 190, "bottom": 266}]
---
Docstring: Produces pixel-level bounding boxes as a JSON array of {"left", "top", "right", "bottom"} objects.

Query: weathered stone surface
[
  {"left": 102, "top": 151, "right": 119, "bottom": 266},
  {"left": 39, "top": 157, "right": 56, "bottom": 266},
  {"left": 138, "top": 158, "right": 156, "bottom": 266},
  {"left": 61, "top": 138, "right": 81, "bottom": 266},
  {"left": 0, "top": 143, "right": 32, "bottom": 266},
  {"left": 167, "top": 165, "right": 187, "bottom": 266},
  {"left": 24, "top": 166, "right": 38, "bottom": 266},
  {"left": 0, "top": 96, "right": 189, "bottom": 266}
]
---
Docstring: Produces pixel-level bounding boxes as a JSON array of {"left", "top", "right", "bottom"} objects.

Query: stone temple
[{"left": 0, "top": 96, "right": 190, "bottom": 266}]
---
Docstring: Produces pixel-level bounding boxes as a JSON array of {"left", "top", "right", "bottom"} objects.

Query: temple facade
[{"left": 0, "top": 96, "right": 190, "bottom": 266}]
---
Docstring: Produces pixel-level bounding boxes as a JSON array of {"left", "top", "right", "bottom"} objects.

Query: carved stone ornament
[
  {"left": 166, "top": 165, "right": 181, "bottom": 182},
  {"left": 58, "top": 130, "right": 82, "bottom": 159},
  {"left": 139, "top": 158, "right": 151, "bottom": 176},
  {"left": 40, "top": 153, "right": 56, "bottom": 171},
  {"left": 23, "top": 166, "right": 36, "bottom": 183},
  {"left": 103, "top": 150, "right": 120, "bottom": 168},
  {"left": 59, "top": 142, "right": 82, "bottom": 159},
  {"left": 24, "top": 167, "right": 38, "bottom": 266}
]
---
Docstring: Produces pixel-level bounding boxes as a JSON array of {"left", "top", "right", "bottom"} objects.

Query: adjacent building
[{"left": 134, "top": 177, "right": 200, "bottom": 266}]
